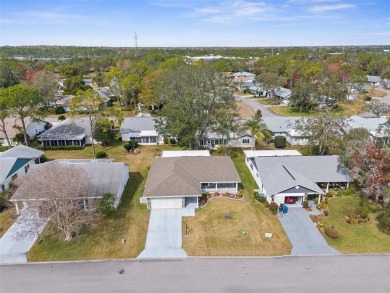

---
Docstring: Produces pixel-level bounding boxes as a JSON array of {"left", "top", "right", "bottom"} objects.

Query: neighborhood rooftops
[
  {"left": 345, "top": 115, "right": 388, "bottom": 137},
  {"left": 366, "top": 75, "right": 381, "bottom": 83},
  {"left": 244, "top": 150, "right": 302, "bottom": 158},
  {"left": 251, "top": 155, "right": 352, "bottom": 196},
  {"left": 161, "top": 150, "right": 210, "bottom": 157},
  {"left": 262, "top": 117, "right": 302, "bottom": 133},
  {"left": 143, "top": 156, "right": 241, "bottom": 198}
]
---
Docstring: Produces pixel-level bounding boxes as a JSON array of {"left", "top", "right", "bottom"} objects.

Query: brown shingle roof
[{"left": 143, "top": 156, "right": 241, "bottom": 197}]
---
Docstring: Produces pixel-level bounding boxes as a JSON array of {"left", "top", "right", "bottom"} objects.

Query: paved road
[
  {"left": 234, "top": 95, "right": 280, "bottom": 117},
  {"left": 279, "top": 208, "right": 339, "bottom": 255},
  {"left": 0, "top": 209, "right": 48, "bottom": 264},
  {"left": 1, "top": 255, "right": 389, "bottom": 292},
  {"left": 137, "top": 208, "right": 194, "bottom": 259},
  {"left": 358, "top": 85, "right": 390, "bottom": 117}
]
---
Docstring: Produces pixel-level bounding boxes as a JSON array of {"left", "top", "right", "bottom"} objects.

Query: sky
[{"left": 0, "top": 0, "right": 390, "bottom": 47}]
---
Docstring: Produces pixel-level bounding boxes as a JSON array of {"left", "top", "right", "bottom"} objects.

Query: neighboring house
[
  {"left": 38, "top": 118, "right": 93, "bottom": 147},
  {"left": 272, "top": 87, "right": 291, "bottom": 101},
  {"left": 199, "top": 130, "right": 255, "bottom": 149},
  {"left": 342, "top": 115, "right": 389, "bottom": 143},
  {"left": 10, "top": 159, "right": 129, "bottom": 214},
  {"left": 244, "top": 150, "right": 352, "bottom": 206},
  {"left": 0, "top": 145, "right": 44, "bottom": 192},
  {"left": 55, "top": 95, "right": 73, "bottom": 112},
  {"left": 120, "top": 115, "right": 164, "bottom": 145},
  {"left": 97, "top": 88, "right": 115, "bottom": 107},
  {"left": 366, "top": 75, "right": 381, "bottom": 86},
  {"left": 249, "top": 85, "right": 267, "bottom": 96},
  {"left": 262, "top": 117, "right": 310, "bottom": 145},
  {"left": 232, "top": 72, "right": 256, "bottom": 80},
  {"left": 141, "top": 155, "right": 241, "bottom": 209},
  {"left": 0, "top": 117, "right": 49, "bottom": 147}
]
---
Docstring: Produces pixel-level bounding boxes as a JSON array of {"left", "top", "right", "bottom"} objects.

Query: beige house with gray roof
[{"left": 141, "top": 156, "right": 241, "bottom": 209}]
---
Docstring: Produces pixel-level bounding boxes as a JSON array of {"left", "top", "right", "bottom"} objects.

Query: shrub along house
[
  {"left": 141, "top": 155, "right": 241, "bottom": 209},
  {"left": 244, "top": 150, "right": 352, "bottom": 207}
]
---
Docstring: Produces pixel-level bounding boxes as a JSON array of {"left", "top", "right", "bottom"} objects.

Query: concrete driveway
[
  {"left": 279, "top": 207, "right": 339, "bottom": 255},
  {"left": 0, "top": 209, "right": 48, "bottom": 264},
  {"left": 137, "top": 208, "right": 194, "bottom": 259}
]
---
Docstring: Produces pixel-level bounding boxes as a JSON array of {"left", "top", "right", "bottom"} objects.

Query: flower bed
[{"left": 199, "top": 192, "right": 243, "bottom": 208}]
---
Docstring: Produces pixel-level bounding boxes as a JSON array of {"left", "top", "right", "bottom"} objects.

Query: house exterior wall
[
  {"left": 201, "top": 182, "right": 239, "bottom": 194},
  {"left": 244, "top": 156, "right": 261, "bottom": 191},
  {"left": 286, "top": 135, "right": 309, "bottom": 145},
  {"left": 114, "top": 166, "right": 130, "bottom": 208},
  {"left": 26, "top": 121, "right": 47, "bottom": 139},
  {"left": 121, "top": 134, "right": 164, "bottom": 145},
  {"left": 200, "top": 135, "right": 255, "bottom": 149}
]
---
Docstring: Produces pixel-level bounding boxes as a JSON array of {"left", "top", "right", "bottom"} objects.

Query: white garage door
[{"left": 150, "top": 198, "right": 183, "bottom": 209}]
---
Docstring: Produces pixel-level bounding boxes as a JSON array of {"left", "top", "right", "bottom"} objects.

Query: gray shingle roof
[
  {"left": 39, "top": 118, "right": 91, "bottom": 141},
  {"left": 346, "top": 115, "right": 388, "bottom": 136},
  {"left": 120, "top": 116, "right": 157, "bottom": 134},
  {"left": 262, "top": 117, "right": 301, "bottom": 133},
  {"left": 11, "top": 160, "right": 128, "bottom": 201},
  {"left": 0, "top": 145, "right": 44, "bottom": 159},
  {"left": 144, "top": 156, "right": 241, "bottom": 197},
  {"left": 252, "top": 155, "right": 352, "bottom": 196},
  {"left": 366, "top": 75, "right": 381, "bottom": 83}
]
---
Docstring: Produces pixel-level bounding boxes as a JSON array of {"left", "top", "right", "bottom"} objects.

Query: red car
[{"left": 285, "top": 197, "right": 297, "bottom": 204}]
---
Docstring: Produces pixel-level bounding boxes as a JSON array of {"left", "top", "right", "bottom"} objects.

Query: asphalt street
[
  {"left": 1, "top": 255, "right": 389, "bottom": 292},
  {"left": 234, "top": 95, "right": 280, "bottom": 117}
]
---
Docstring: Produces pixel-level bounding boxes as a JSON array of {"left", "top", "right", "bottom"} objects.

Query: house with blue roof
[{"left": 0, "top": 145, "right": 44, "bottom": 192}]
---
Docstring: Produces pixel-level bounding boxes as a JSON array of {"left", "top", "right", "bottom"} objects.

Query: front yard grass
[
  {"left": 0, "top": 208, "right": 18, "bottom": 238},
  {"left": 183, "top": 151, "right": 291, "bottom": 256},
  {"left": 319, "top": 197, "right": 390, "bottom": 253},
  {"left": 28, "top": 144, "right": 181, "bottom": 261}
]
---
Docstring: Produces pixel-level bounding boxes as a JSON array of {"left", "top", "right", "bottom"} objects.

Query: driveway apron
[
  {"left": 138, "top": 208, "right": 194, "bottom": 259},
  {"left": 279, "top": 208, "right": 339, "bottom": 255},
  {"left": 0, "top": 209, "right": 49, "bottom": 264}
]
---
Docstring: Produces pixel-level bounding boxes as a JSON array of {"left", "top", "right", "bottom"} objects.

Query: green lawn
[
  {"left": 268, "top": 98, "right": 366, "bottom": 118},
  {"left": 0, "top": 208, "right": 18, "bottom": 238},
  {"left": 28, "top": 144, "right": 182, "bottom": 261},
  {"left": 318, "top": 197, "right": 390, "bottom": 253},
  {"left": 183, "top": 150, "right": 291, "bottom": 256}
]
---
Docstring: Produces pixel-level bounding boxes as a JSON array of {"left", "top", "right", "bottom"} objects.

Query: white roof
[
  {"left": 140, "top": 130, "right": 158, "bottom": 137},
  {"left": 244, "top": 150, "right": 302, "bottom": 158},
  {"left": 161, "top": 150, "right": 210, "bottom": 158}
]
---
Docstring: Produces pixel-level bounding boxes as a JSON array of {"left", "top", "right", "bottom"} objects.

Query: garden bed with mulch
[{"left": 199, "top": 192, "right": 243, "bottom": 208}]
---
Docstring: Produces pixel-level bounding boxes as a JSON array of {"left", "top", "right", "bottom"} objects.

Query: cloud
[
  {"left": 308, "top": 3, "right": 355, "bottom": 12},
  {"left": 373, "top": 31, "right": 390, "bottom": 36}
]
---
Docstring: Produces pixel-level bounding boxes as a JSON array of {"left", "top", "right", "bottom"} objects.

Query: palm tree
[{"left": 241, "top": 116, "right": 266, "bottom": 150}]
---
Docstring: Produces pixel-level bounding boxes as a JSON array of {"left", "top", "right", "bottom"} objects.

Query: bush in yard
[
  {"left": 344, "top": 215, "right": 351, "bottom": 223},
  {"left": 40, "top": 154, "right": 48, "bottom": 163},
  {"left": 124, "top": 141, "right": 138, "bottom": 152},
  {"left": 316, "top": 202, "right": 326, "bottom": 210},
  {"left": 325, "top": 197, "right": 329, "bottom": 204},
  {"left": 325, "top": 227, "right": 340, "bottom": 239},
  {"left": 58, "top": 115, "right": 66, "bottom": 121},
  {"left": 264, "top": 201, "right": 270, "bottom": 208},
  {"left": 55, "top": 106, "right": 66, "bottom": 114},
  {"left": 99, "top": 193, "right": 116, "bottom": 216},
  {"left": 269, "top": 202, "right": 278, "bottom": 215},
  {"left": 364, "top": 96, "right": 372, "bottom": 101},
  {"left": 261, "top": 129, "right": 273, "bottom": 143},
  {"left": 274, "top": 136, "right": 286, "bottom": 148},
  {"left": 169, "top": 137, "right": 177, "bottom": 145},
  {"left": 377, "top": 203, "right": 390, "bottom": 234},
  {"left": 326, "top": 190, "right": 337, "bottom": 198},
  {"left": 324, "top": 210, "right": 329, "bottom": 216},
  {"left": 303, "top": 200, "right": 309, "bottom": 208},
  {"left": 163, "top": 136, "right": 169, "bottom": 144},
  {"left": 95, "top": 151, "right": 108, "bottom": 159},
  {"left": 214, "top": 191, "right": 220, "bottom": 197}
]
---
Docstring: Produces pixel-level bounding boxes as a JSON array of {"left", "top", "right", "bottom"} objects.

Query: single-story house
[
  {"left": 10, "top": 159, "right": 129, "bottom": 213},
  {"left": 0, "top": 145, "right": 44, "bottom": 192},
  {"left": 120, "top": 115, "right": 164, "bottom": 145},
  {"left": 38, "top": 118, "right": 93, "bottom": 147},
  {"left": 0, "top": 117, "right": 49, "bottom": 147},
  {"left": 262, "top": 117, "right": 310, "bottom": 145},
  {"left": 232, "top": 71, "right": 256, "bottom": 80},
  {"left": 199, "top": 130, "right": 255, "bottom": 149},
  {"left": 249, "top": 85, "right": 267, "bottom": 96},
  {"left": 342, "top": 115, "right": 389, "bottom": 143},
  {"left": 272, "top": 87, "right": 291, "bottom": 101},
  {"left": 244, "top": 150, "right": 352, "bottom": 206},
  {"left": 55, "top": 95, "right": 73, "bottom": 112},
  {"left": 141, "top": 156, "right": 241, "bottom": 209},
  {"left": 97, "top": 88, "right": 116, "bottom": 106},
  {"left": 366, "top": 75, "right": 381, "bottom": 86}
]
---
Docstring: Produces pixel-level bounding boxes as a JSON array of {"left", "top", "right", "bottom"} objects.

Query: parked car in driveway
[{"left": 285, "top": 197, "right": 297, "bottom": 204}]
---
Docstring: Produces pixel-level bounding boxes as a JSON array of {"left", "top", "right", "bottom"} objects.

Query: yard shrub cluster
[
  {"left": 55, "top": 106, "right": 66, "bottom": 114},
  {"left": 343, "top": 200, "right": 371, "bottom": 224},
  {"left": 303, "top": 200, "right": 309, "bottom": 208},
  {"left": 336, "top": 187, "right": 355, "bottom": 197},
  {"left": 274, "top": 136, "right": 286, "bottom": 148},
  {"left": 254, "top": 191, "right": 266, "bottom": 203},
  {"left": 269, "top": 201, "right": 278, "bottom": 215},
  {"left": 95, "top": 151, "right": 108, "bottom": 158},
  {"left": 58, "top": 115, "right": 66, "bottom": 121},
  {"left": 99, "top": 193, "right": 116, "bottom": 217},
  {"left": 325, "top": 227, "right": 340, "bottom": 239},
  {"left": 316, "top": 202, "right": 327, "bottom": 210},
  {"left": 124, "top": 141, "right": 138, "bottom": 152},
  {"left": 377, "top": 203, "right": 390, "bottom": 234}
]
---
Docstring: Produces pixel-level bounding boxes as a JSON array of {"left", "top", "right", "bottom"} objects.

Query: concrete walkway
[
  {"left": 137, "top": 208, "right": 194, "bottom": 259},
  {"left": 0, "top": 209, "right": 48, "bottom": 264},
  {"left": 279, "top": 207, "right": 339, "bottom": 256}
]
